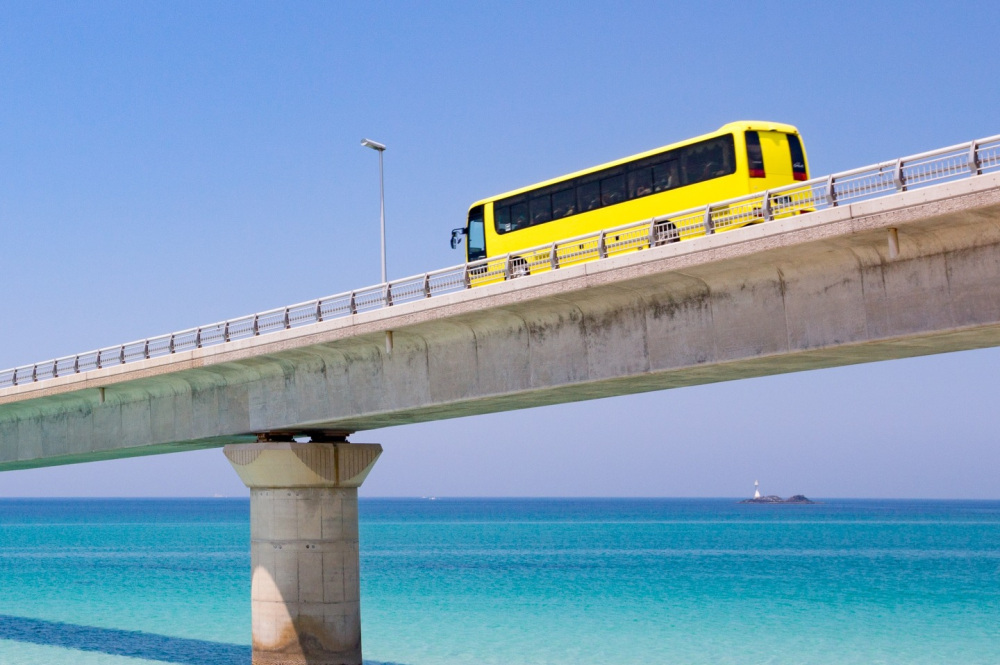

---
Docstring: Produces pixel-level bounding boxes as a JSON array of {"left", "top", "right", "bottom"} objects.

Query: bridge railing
[{"left": 2, "top": 133, "right": 999, "bottom": 389}]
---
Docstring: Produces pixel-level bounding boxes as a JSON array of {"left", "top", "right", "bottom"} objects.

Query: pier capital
[{"left": 224, "top": 442, "right": 381, "bottom": 489}]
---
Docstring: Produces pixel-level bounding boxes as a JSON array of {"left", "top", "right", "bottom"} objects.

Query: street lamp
[
  {"left": 361, "top": 138, "right": 393, "bottom": 355},
  {"left": 361, "top": 138, "right": 387, "bottom": 285}
]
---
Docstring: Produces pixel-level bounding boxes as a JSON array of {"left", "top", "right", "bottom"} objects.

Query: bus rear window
[
  {"left": 787, "top": 133, "right": 808, "bottom": 181},
  {"left": 746, "top": 131, "right": 765, "bottom": 178}
]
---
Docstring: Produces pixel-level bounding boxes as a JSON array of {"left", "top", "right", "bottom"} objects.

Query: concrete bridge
[{"left": 2, "top": 140, "right": 1000, "bottom": 664}]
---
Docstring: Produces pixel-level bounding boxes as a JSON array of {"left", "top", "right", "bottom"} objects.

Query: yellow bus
[{"left": 450, "top": 121, "right": 809, "bottom": 280}]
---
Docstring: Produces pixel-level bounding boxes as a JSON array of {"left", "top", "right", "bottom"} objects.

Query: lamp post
[
  {"left": 361, "top": 138, "right": 387, "bottom": 285},
  {"left": 361, "top": 138, "right": 393, "bottom": 354}
]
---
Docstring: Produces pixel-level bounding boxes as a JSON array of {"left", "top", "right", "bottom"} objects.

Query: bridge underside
[{"left": 2, "top": 174, "right": 1000, "bottom": 470}]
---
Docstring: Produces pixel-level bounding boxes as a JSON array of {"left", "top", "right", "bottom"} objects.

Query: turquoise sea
[{"left": 0, "top": 498, "right": 998, "bottom": 664}]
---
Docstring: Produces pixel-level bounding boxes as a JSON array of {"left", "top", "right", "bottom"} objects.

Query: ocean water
[{"left": 0, "top": 499, "right": 998, "bottom": 665}]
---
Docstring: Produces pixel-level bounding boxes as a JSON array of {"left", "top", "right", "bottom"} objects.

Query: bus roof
[{"left": 468, "top": 120, "right": 801, "bottom": 210}]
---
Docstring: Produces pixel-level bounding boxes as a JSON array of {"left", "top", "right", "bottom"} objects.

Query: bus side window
[
  {"left": 578, "top": 181, "right": 601, "bottom": 212},
  {"left": 680, "top": 147, "right": 697, "bottom": 185},
  {"left": 682, "top": 144, "right": 714, "bottom": 185},
  {"left": 628, "top": 168, "right": 653, "bottom": 199},
  {"left": 551, "top": 188, "right": 576, "bottom": 219},
  {"left": 652, "top": 161, "right": 677, "bottom": 192},
  {"left": 682, "top": 136, "right": 735, "bottom": 185},
  {"left": 495, "top": 205, "right": 511, "bottom": 232},
  {"left": 529, "top": 194, "right": 552, "bottom": 225},
  {"left": 510, "top": 201, "right": 528, "bottom": 230},
  {"left": 682, "top": 145, "right": 709, "bottom": 185},
  {"left": 601, "top": 173, "right": 626, "bottom": 206}
]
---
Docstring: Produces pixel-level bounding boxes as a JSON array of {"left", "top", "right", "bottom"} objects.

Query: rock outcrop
[{"left": 739, "top": 494, "right": 815, "bottom": 504}]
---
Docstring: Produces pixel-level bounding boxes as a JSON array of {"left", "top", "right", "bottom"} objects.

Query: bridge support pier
[{"left": 224, "top": 441, "right": 382, "bottom": 665}]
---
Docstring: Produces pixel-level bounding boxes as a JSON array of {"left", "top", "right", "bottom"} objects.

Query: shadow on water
[
  {"left": 0, "top": 614, "right": 250, "bottom": 664},
  {"left": 0, "top": 615, "right": 407, "bottom": 665}
]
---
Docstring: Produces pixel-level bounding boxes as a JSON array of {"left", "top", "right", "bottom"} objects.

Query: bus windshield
[{"left": 468, "top": 206, "right": 486, "bottom": 261}]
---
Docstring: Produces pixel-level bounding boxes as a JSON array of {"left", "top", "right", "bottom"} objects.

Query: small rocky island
[
  {"left": 740, "top": 494, "right": 815, "bottom": 504},
  {"left": 739, "top": 481, "right": 815, "bottom": 504}
]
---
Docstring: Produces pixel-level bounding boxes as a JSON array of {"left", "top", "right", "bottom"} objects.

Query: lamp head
[{"left": 361, "top": 138, "right": 386, "bottom": 151}]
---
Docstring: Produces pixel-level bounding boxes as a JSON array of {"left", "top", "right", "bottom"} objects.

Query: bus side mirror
[{"left": 450, "top": 228, "right": 466, "bottom": 249}]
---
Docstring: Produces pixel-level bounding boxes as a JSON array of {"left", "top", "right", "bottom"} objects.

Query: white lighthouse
[{"left": 753, "top": 480, "right": 761, "bottom": 499}]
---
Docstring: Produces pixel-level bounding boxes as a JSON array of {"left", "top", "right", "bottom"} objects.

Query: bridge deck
[{"left": 2, "top": 172, "right": 1000, "bottom": 469}]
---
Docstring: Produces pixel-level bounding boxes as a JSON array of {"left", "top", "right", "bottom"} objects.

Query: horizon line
[{"left": 2, "top": 495, "right": 999, "bottom": 501}]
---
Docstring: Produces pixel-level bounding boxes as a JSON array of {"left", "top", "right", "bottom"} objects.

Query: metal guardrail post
[
  {"left": 550, "top": 243, "right": 559, "bottom": 270},
  {"left": 463, "top": 265, "right": 471, "bottom": 289},
  {"left": 52, "top": 361, "right": 58, "bottom": 378},
  {"left": 143, "top": 340, "right": 150, "bottom": 359},
  {"left": 315, "top": 301, "right": 324, "bottom": 323},
  {"left": 169, "top": 335, "right": 175, "bottom": 354},
  {"left": 504, "top": 254, "right": 512, "bottom": 280},
  {"left": 826, "top": 175, "right": 838, "bottom": 206},
  {"left": 703, "top": 206, "right": 715, "bottom": 235},
  {"left": 761, "top": 192, "right": 772, "bottom": 221},
  {"left": 224, "top": 322, "right": 231, "bottom": 342},
  {"left": 969, "top": 141, "right": 981, "bottom": 176},
  {"left": 349, "top": 292, "right": 357, "bottom": 314},
  {"left": 119, "top": 346, "right": 125, "bottom": 364},
  {"left": 598, "top": 231, "right": 607, "bottom": 258},
  {"left": 422, "top": 274, "right": 431, "bottom": 298},
  {"left": 385, "top": 284, "right": 393, "bottom": 307},
  {"left": 252, "top": 315, "right": 260, "bottom": 336},
  {"left": 32, "top": 365, "right": 37, "bottom": 382},
  {"left": 96, "top": 350, "right": 103, "bottom": 369},
  {"left": 196, "top": 328, "right": 202, "bottom": 348},
  {"left": 893, "top": 158, "right": 906, "bottom": 192},
  {"left": 74, "top": 356, "right": 79, "bottom": 374},
  {"left": 283, "top": 308, "right": 291, "bottom": 330}
]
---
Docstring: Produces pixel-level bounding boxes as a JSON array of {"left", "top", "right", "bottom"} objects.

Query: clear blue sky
[{"left": 2, "top": 1, "right": 999, "bottom": 498}]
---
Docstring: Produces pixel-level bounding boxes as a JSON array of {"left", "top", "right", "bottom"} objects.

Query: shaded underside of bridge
[{"left": 2, "top": 174, "right": 1000, "bottom": 470}]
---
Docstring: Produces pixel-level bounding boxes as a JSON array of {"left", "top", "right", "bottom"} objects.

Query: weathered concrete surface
[
  {"left": 3, "top": 173, "right": 1000, "bottom": 469},
  {"left": 225, "top": 442, "right": 381, "bottom": 665}
]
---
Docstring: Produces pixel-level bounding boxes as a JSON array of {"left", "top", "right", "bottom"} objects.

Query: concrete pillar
[{"left": 224, "top": 441, "right": 382, "bottom": 665}]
